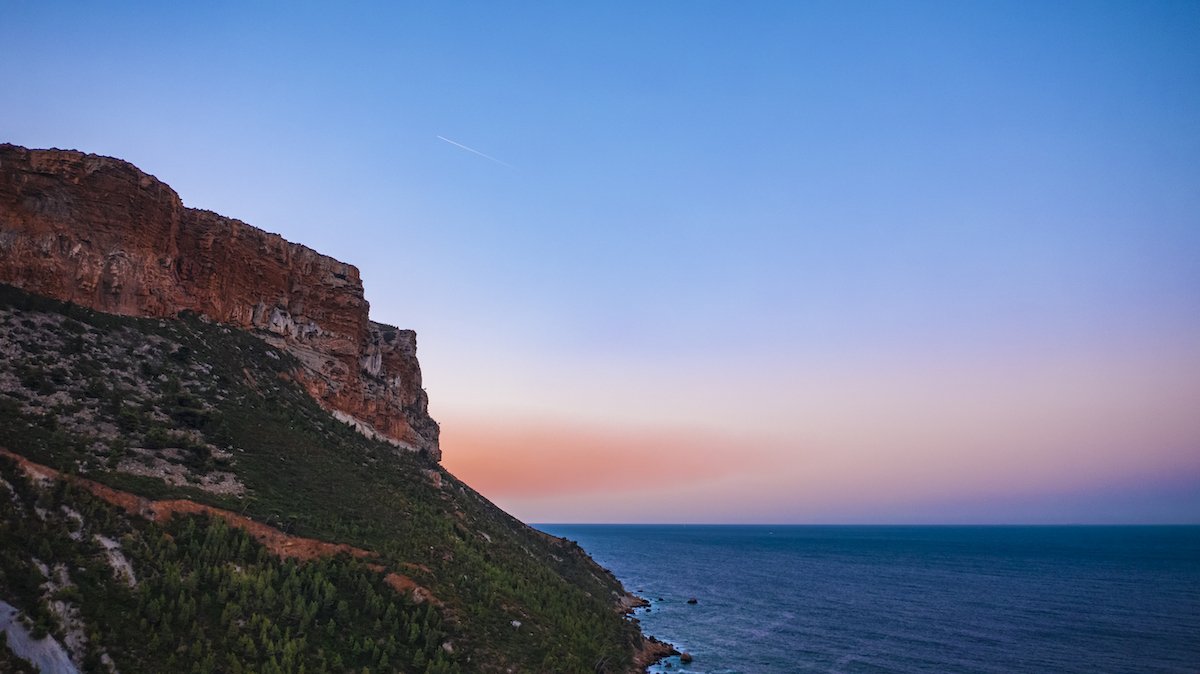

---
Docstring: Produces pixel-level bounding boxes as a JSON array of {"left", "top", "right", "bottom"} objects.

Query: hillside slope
[{"left": 0, "top": 284, "right": 663, "bottom": 669}]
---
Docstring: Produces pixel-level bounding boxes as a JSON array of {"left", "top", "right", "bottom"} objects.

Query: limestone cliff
[{"left": 0, "top": 143, "right": 439, "bottom": 459}]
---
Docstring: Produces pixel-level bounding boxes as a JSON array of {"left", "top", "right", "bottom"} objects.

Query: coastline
[
  {"left": 632, "top": 634, "right": 678, "bottom": 672},
  {"left": 620, "top": 592, "right": 679, "bottom": 672}
]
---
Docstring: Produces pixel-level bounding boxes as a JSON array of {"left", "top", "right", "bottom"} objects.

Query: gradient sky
[{"left": 4, "top": 1, "right": 1199, "bottom": 523}]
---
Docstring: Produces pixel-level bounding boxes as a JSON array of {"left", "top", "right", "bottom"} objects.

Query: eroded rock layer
[{"left": 0, "top": 144, "right": 439, "bottom": 459}]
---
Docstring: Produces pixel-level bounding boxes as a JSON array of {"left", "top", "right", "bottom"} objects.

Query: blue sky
[{"left": 3, "top": 1, "right": 1198, "bottom": 522}]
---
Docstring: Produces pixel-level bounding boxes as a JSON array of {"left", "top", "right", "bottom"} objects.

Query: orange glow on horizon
[{"left": 440, "top": 415, "right": 763, "bottom": 499}]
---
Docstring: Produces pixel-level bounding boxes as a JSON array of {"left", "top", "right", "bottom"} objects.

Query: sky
[{"left": 3, "top": 1, "right": 1198, "bottom": 523}]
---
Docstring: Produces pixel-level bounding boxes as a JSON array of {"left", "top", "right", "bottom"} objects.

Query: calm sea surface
[{"left": 535, "top": 525, "right": 1200, "bottom": 673}]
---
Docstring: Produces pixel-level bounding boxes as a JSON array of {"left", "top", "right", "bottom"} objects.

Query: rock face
[{"left": 0, "top": 144, "right": 439, "bottom": 459}]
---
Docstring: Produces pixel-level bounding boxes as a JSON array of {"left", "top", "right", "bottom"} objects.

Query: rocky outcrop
[{"left": 0, "top": 144, "right": 439, "bottom": 459}]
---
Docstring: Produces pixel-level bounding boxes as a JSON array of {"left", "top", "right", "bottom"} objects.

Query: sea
[{"left": 534, "top": 525, "right": 1200, "bottom": 673}]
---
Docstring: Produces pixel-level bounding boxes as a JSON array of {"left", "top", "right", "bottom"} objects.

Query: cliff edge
[{"left": 0, "top": 143, "right": 439, "bottom": 459}]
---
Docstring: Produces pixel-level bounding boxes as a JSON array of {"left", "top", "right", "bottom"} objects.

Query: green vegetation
[
  {"left": 0, "top": 458, "right": 454, "bottom": 673},
  {"left": 0, "top": 284, "right": 644, "bottom": 672}
]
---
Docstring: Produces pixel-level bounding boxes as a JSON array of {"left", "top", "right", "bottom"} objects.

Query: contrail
[{"left": 436, "top": 135, "right": 516, "bottom": 169}]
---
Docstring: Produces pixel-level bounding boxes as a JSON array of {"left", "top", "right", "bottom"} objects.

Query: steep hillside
[
  {"left": 0, "top": 146, "right": 674, "bottom": 672},
  {"left": 0, "top": 284, "right": 669, "bottom": 672}
]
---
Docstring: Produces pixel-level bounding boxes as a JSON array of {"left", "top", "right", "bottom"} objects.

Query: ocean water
[{"left": 535, "top": 525, "right": 1200, "bottom": 673}]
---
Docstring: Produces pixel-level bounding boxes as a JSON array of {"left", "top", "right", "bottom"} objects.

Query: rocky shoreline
[
  {"left": 620, "top": 592, "right": 680, "bottom": 672},
  {"left": 631, "top": 616, "right": 696, "bottom": 672},
  {"left": 632, "top": 634, "right": 679, "bottom": 672}
]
